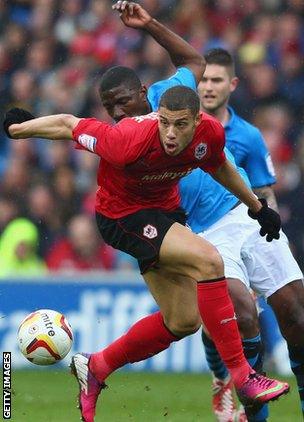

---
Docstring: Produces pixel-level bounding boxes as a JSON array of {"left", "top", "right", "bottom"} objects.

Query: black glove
[
  {"left": 248, "top": 198, "right": 281, "bottom": 242},
  {"left": 3, "top": 107, "right": 35, "bottom": 138}
]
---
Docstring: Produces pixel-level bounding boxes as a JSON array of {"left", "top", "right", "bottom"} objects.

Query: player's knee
[
  {"left": 190, "top": 243, "right": 224, "bottom": 280},
  {"left": 201, "top": 247, "right": 224, "bottom": 279},
  {"left": 230, "top": 293, "right": 259, "bottom": 337},
  {"left": 236, "top": 312, "right": 259, "bottom": 338},
  {"left": 166, "top": 314, "right": 201, "bottom": 337},
  {"left": 284, "top": 309, "right": 304, "bottom": 336}
]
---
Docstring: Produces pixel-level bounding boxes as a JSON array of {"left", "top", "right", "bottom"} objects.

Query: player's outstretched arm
[
  {"left": 213, "top": 159, "right": 262, "bottom": 212},
  {"left": 212, "top": 159, "right": 281, "bottom": 241},
  {"left": 112, "top": 1, "right": 205, "bottom": 83},
  {"left": 3, "top": 108, "right": 80, "bottom": 141}
]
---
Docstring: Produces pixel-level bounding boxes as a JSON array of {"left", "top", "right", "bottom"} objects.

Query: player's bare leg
[
  {"left": 158, "top": 223, "right": 288, "bottom": 404},
  {"left": 70, "top": 238, "right": 202, "bottom": 422},
  {"left": 144, "top": 269, "right": 201, "bottom": 336},
  {"left": 71, "top": 224, "right": 289, "bottom": 421},
  {"left": 160, "top": 224, "right": 252, "bottom": 388},
  {"left": 70, "top": 266, "right": 201, "bottom": 422},
  {"left": 147, "top": 272, "right": 244, "bottom": 421}
]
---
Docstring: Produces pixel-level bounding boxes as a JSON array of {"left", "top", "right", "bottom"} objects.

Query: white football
[{"left": 17, "top": 309, "right": 73, "bottom": 365}]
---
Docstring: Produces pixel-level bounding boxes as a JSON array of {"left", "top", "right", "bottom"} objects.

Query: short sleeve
[
  {"left": 147, "top": 67, "right": 197, "bottom": 111},
  {"left": 200, "top": 121, "right": 226, "bottom": 174},
  {"left": 72, "top": 116, "right": 156, "bottom": 167},
  {"left": 245, "top": 128, "right": 276, "bottom": 188}
]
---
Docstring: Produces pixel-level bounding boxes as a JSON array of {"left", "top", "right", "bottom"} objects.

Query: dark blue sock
[
  {"left": 201, "top": 330, "right": 229, "bottom": 380},
  {"left": 242, "top": 335, "right": 268, "bottom": 422},
  {"left": 288, "top": 343, "right": 304, "bottom": 415}
]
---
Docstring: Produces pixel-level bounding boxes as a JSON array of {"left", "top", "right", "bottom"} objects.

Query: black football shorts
[{"left": 96, "top": 208, "right": 187, "bottom": 274}]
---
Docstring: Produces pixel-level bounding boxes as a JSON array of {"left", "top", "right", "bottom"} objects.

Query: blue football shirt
[
  {"left": 147, "top": 67, "right": 196, "bottom": 111},
  {"left": 179, "top": 149, "right": 250, "bottom": 232},
  {"left": 179, "top": 107, "right": 276, "bottom": 232},
  {"left": 225, "top": 107, "right": 276, "bottom": 188}
]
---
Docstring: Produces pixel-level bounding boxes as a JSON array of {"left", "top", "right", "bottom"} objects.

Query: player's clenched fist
[
  {"left": 3, "top": 107, "right": 35, "bottom": 137},
  {"left": 248, "top": 198, "right": 281, "bottom": 242},
  {"left": 112, "top": 1, "right": 152, "bottom": 28}
]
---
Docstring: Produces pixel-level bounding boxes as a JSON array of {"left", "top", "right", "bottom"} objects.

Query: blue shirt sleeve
[
  {"left": 245, "top": 128, "right": 276, "bottom": 188},
  {"left": 225, "top": 147, "right": 251, "bottom": 187},
  {"left": 147, "top": 67, "right": 196, "bottom": 111}
]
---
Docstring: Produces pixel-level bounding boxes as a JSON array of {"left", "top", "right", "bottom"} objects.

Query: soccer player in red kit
[{"left": 4, "top": 87, "right": 288, "bottom": 422}]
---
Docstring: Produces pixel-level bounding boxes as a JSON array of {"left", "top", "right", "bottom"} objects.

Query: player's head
[
  {"left": 99, "top": 66, "right": 150, "bottom": 122},
  {"left": 199, "top": 48, "right": 239, "bottom": 114},
  {"left": 158, "top": 86, "right": 200, "bottom": 156}
]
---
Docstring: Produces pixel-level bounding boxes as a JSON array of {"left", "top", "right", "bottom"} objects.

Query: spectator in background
[
  {"left": 54, "top": 0, "right": 83, "bottom": 46},
  {"left": 0, "top": 195, "right": 20, "bottom": 234},
  {"left": 74, "top": 149, "right": 99, "bottom": 195},
  {"left": 39, "top": 141, "right": 75, "bottom": 173},
  {"left": 252, "top": 103, "right": 294, "bottom": 165},
  {"left": 46, "top": 214, "right": 117, "bottom": 272},
  {"left": 26, "top": 183, "right": 62, "bottom": 257},
  {"left": 51, "top": 165, "right": 81, "bottom": 225},
  {"left": 0, "top": 217, "right": 46, "bottom": 278},
  {"left": 4, "top": 23, "right": 28, "bottom": 71},
  {"left": 8, "top": 69, "right": 37, "bottom": 111},
  {"left": 1, "top": 156, "right": 31, "bottom": 200},
  {"left": 25, "top": 38, "right": 55, "bottom": 80},
  {"left": 1, "top": 0, "right": 304, "bottom": 270}
]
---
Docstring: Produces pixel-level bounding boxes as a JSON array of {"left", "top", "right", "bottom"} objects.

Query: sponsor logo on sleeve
[
  {"left": 78, "top": 134, "right": 97, "bottom": 152},
  {"left": 266, "top": 153, "right": 276, "bottom": 177},
  {"left": 194, "top": 142, "right": 207, "bottom": 160}
]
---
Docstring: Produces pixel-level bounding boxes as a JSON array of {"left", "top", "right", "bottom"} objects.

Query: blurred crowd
[{"left": 0, "top": 0, "right": 304, "bottom": 276}]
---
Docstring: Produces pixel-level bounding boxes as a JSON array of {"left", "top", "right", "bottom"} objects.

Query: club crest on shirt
[
  {"left": 143, "top": 224, "right": 158, "bottom": 239},
  {"left": 195, "top": 142, "right": 207, "bottom": 160}
]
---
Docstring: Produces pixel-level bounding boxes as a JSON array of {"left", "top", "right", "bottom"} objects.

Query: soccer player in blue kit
[
  {"left": 182, "top": 49, "right": 304, "bottom": 422},
  {"left": 98, "top": 5, "right": 304, "bottom": 421}
]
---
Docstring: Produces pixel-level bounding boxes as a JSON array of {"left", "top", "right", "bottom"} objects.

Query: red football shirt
[{"left": 72, "top": 112, "right": 226, "bottom": 218}]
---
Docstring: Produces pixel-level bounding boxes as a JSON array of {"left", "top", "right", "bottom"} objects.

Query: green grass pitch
[{"left": 4, "top": 370, "right": 300, "bottom": 421}]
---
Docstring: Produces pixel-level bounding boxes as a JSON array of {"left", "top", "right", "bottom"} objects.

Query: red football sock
[
  {"left": 197, "top": 278, "right": 251, "bottom": 389},
  {"left": 89, "top": 311, "right": 179, "bottom": 383}
]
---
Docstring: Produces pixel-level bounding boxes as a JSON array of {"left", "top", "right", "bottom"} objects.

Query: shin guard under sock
[
  {"left": 197, "top": 279, "right": 251, "bottom": 388},
  {"left": 90, "top": 311, "right": 179, "bottom": 383}
]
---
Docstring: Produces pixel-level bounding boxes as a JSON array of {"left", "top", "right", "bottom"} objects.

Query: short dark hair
[
  {"left": 99, "top": 66, "right": 142, "bottom": 93},
  {"left": 204, "top": 48, "right": 235, "bottom": 75},
  {"left": 159, "top": 86, "right": 200, "bottom": 116}
]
